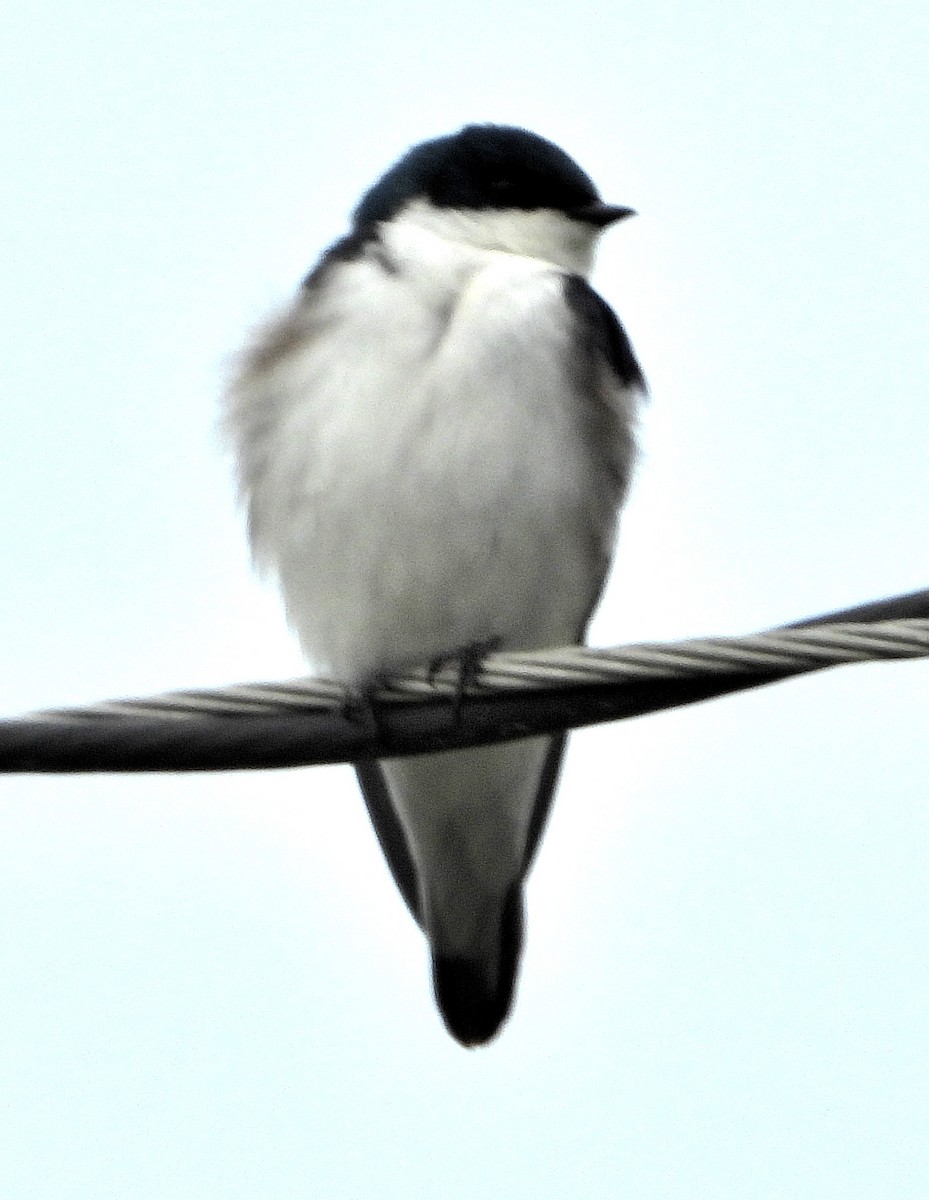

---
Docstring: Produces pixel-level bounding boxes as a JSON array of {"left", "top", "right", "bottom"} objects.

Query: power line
[{"left": 1, "top": 588, "right": 927, "bottom": 775}]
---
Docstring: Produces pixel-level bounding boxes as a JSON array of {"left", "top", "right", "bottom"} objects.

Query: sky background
[{"left": 1, "top": 1, "right": 928, "bottom": 1196}]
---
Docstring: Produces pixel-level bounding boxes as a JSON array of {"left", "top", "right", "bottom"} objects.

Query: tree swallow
[{"left": 223, "top": 124, "right": 646, "bottom": 1045}]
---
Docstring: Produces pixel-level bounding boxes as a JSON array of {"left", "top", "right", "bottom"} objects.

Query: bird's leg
[
  {"left": 427, "top": 636, "right": 502, "bottom": 723},
  {"left": 340, "top": 676, "right": 391, "bottom": 750}
]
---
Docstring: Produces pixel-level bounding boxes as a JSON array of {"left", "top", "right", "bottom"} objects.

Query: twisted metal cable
[
  {"left": 1, "top": 588, "right": 927, "bottom": 774},
  {"left": 28, "top": 618, "right": 928, "bottom": 718}
]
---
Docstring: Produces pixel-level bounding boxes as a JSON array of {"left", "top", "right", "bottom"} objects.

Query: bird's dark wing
[
  {"left": 521, "top": 259, "right": 646, "bottom": 866},
  {"left": 560, "top": 272, "right": 647, "bottom": 632},
  {"left": 562, "top": 272, "right": 646, "bottom": 391},
  {"left": 354, "top": 760, "right": 422, "bottom": 924},
  {"left": 519, "top": 732, "right": 568, "bottom": 877}
]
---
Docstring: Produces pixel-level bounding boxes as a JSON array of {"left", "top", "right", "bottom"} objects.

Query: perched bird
[{"left": 223, "top": 124, "right": 646, "bottom": 1045}]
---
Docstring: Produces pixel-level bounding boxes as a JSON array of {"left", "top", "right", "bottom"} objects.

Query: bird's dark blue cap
[{"left": 353, "top": 124, "right": 633, "bottom": 228}]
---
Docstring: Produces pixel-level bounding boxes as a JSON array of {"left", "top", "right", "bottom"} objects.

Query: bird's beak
[{"left": 573, "top": 202, "right": 637, "bottom": 228}]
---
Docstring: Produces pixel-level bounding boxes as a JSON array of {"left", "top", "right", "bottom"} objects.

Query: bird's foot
[
  {"left": 340, "top": 678, "right": 391, "bottom": 749},
  {"left": 427, "top": 637, "right": 502, "bottom": 723}
]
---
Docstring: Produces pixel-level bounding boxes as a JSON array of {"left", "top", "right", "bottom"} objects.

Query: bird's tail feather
[{"left": 430, "top": 883, "right": 524, "bottom": 1047}]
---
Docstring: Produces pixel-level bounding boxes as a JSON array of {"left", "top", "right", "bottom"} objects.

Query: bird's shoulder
[
  {"left": 301, "top": 226, "right": 398, "bottom": 291},
  {"left": 307, "top": 225, "right": 645, "bottom": 388},
  {"left": 289, "top": 222, "right": 568, "bottom": 363},
  {"left": 245, "top": 221, "right": 646, "bottom": 403},
  {"left": 561, "top": 274, "right": 646, "bottom": 392}
]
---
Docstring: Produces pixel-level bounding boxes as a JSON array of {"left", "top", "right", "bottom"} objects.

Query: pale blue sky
[{"left": 1, "top": 1, "right": 928, "bottom": 1196}]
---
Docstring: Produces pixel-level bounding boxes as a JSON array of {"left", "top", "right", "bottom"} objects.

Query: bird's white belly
[
  {"left": 277, "top": 391, "right": 590, "bottom": 680},
  {"left": 257, "top": 266, "right": 601, "bottom": 684}
]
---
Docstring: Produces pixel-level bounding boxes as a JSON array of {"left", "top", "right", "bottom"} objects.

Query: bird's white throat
[{"left": 389, "top": 196, "right": 599, "bottom": 276}]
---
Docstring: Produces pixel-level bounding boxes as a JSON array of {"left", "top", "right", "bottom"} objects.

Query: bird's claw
[
  {"left": 427, "top": 637, "right": 502, "bottom": 723},
  {"left": 341, "top": 680, "right": 390, "bottom": 748}
]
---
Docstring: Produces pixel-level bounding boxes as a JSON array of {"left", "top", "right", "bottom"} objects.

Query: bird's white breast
[{"left": 224, "top": 219, "right": 624, "bottom": 684}]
